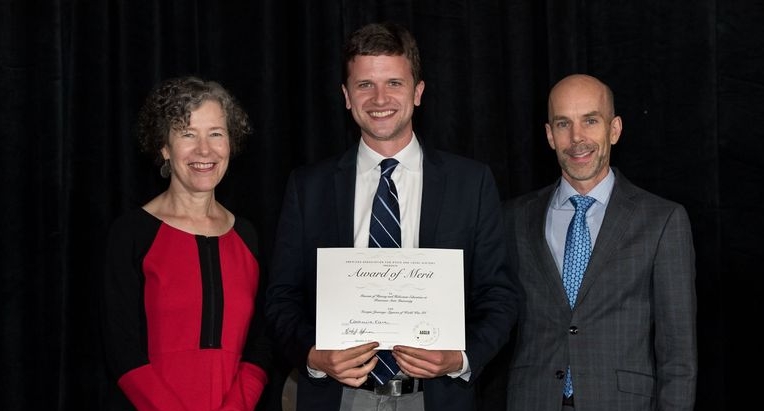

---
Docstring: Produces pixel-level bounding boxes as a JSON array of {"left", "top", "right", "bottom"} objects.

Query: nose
[
  {"left": 571, "top": 122, "right": 585, "bottom": 143},
  {"left": 196, "top": 136, "right": 210, "bottom": 154},
  {"left": 372, "top": 87, "right": 388, "bottom": 104}
]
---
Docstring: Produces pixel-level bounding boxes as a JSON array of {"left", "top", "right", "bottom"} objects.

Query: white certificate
[{"left": 316, "top": 248, "right": 464, "bottom": 350}]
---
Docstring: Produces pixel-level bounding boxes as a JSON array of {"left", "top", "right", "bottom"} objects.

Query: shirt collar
[
  {"left": 357, "top": 133, "right": 423, "bottom": 173},
  {"left": 552, "top": 167, "right": 615, "bottom": 208}
]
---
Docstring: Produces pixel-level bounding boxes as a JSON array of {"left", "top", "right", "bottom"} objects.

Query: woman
[{"left": 101, "top": 76, "right": 270, "bottom": 411}]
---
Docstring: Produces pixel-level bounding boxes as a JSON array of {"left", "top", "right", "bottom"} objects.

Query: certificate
[{"left": 315, "top": 248, "right": 464, "bottom": 350}]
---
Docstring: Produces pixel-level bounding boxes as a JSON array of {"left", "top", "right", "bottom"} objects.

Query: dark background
[{"left": 2, "top": 0, "right": 760, "bottom": 410}]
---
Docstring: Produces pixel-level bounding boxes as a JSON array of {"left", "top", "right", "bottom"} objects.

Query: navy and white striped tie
[
  {"left": 369, "top": 158, "right": 401, "bottom": 248},
  {"left": 368, "top": 158, "right": 401, "bottom": 385}
]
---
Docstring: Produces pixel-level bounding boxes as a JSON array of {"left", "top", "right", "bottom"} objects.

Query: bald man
[{"left": 503, "top": 74, "right": 697, "bottom": 411}]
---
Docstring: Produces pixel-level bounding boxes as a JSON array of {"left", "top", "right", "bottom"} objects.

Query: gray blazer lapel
[
  {"left": 576, "top": 171, "right": 637, "bottom": 304},
  {"left": 526, "top": 185, "right": 569, "bottom": 305}
]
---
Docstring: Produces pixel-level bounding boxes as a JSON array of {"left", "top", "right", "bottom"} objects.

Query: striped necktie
[
  {"left": 368, "top": 158, "right": 401, "bottom": 385},
  {"left": 369, "top": 158, "right": 401, "bottom": 248}
]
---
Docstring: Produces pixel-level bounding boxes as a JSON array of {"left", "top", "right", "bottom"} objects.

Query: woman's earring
[{"left": 160, "top": 159, "right": 171, "bottom": 178}]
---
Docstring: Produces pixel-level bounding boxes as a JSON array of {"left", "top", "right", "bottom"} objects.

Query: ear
[
  {"left": 609, "top": 116, "right": 622, "bottom": 145},
  {"left": 160, "top": 145, "right": 170, "bottom": 160},
  {"left": 545, "top": 123, "right": 556, "bottom": 149},
  {"left": 414, "top": 80, "right": 425, "bottom": 106},
  {"left": 341, "top": 84, "right": 351, "bottom": 109}
]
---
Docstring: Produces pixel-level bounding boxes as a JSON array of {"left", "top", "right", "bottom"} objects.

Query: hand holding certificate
[{"left": 316, "top": 248, "right": 464, "bottom": 350}]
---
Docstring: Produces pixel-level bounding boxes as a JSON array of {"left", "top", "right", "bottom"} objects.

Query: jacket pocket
[{"left": 615, "top": 369, "right": 655, "bottom": 397}]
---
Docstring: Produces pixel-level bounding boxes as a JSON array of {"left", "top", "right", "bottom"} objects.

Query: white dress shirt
[{"left": 354, "top": 136, "right": 423, "bottom": 248}]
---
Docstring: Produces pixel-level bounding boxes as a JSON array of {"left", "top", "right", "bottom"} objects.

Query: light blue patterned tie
[
  {"left": 562, "top": 195, "right": 596, "bottom": 398},
  {"left": 368, "top": 158, "right": 401, "bottom": 385}
]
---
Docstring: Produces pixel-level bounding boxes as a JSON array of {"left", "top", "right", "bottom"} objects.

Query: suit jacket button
[
  {"left": 569, "top": 326, "right": 578, "bottom": 335},
  {"left": 555, "top": 370, "right": 565, "bottom": 379}
]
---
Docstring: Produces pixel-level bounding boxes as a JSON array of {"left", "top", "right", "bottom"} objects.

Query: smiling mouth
[
  {"left": 189, "top": 162, "right": 215, "bottom": 170},
  {"left": 369, "top": 110, "right": 395, "bottom": 118},
  {"left": 569, "top": 151, "right": 591, "bottom": 158},
  {"left": 566, "top": 143, "right": 596, "bottom": 159}
]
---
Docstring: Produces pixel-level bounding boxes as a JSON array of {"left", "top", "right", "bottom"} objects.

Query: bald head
[{"left": 548, "top": 74, "right": 615, "bottom": 123}]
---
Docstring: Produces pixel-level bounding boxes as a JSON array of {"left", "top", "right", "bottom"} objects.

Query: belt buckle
[{"left": 374, "top": 379, "right": 403, "bottom": 397}]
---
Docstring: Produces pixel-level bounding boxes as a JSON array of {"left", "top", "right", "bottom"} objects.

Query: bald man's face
[{"left": 545, "top": 76, "right": 622, "bottom": 193}]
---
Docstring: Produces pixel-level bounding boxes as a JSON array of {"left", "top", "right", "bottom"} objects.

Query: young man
[{"left": 266, "top": 22, "right": 521, "bottom": 411}]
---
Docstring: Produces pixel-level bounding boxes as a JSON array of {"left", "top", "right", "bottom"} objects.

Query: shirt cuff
[
  {"left": 447, "top": 351, "right": 471, "bottom": 381},
  {"left": 307, "top": 365, "right": 327, "bottom": 378}
]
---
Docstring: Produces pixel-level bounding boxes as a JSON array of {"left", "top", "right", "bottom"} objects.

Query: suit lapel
[
  {"left": 526, "top": 185, "right": 571, "bottom": 305},
  {"left": 418, "top": 146, "right": 445, "bottom": 246},
  {"left": 334, "top": 145, "right": 359, "bottom": 245},
  {"left": 576, "top": 171, "right": 637, "bottom": 305}
]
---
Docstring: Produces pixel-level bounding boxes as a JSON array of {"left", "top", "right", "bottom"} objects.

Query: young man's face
[{"left": 342, "top": 54, "right": 425, "bottom": 145}]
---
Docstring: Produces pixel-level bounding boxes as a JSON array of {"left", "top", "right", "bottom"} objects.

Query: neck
[{"left": 362, "top": 131, "right": 413, "bottom": 158}]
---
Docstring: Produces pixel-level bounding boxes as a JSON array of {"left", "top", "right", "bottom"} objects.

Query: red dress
[{"left": 102, "top": 209, "right": 270, "bottom": 411}]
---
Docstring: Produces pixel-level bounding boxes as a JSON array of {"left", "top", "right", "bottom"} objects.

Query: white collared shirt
[{"left": 354, "top": 136, "right": 423, "bottom": 248}]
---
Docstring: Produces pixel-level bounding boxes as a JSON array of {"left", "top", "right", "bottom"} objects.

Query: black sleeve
[
  {"left": 100, "top": 209, "right": 161, "bottom": 381},
  {"left": 234, "top": 217, "right": 274, "bottom": 374}
]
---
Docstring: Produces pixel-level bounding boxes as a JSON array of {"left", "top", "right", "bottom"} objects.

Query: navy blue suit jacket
[{"left": 266, "top": 141, "right": 521, "bottom": 411}]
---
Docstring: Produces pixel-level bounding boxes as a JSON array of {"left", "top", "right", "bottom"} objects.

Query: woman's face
[{"left": 161, "top": 99, "right": 230, "bottom": 194}]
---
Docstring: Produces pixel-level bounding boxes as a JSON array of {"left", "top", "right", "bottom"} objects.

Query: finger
[
  {"left": 338, "top": 348, "right": 378, "bottom": 372},
  {"left": 345, "top": 341, "right": 380, "bottom": 356},
  {"left": 333, "top": 358, "right": 377, "bottom": 383},
  {"left": 392, "top": 349, "right": 427, "bottom": 366},
  {"left": 394, "top": 352, "right": 440, "bottom": 377},
  {"left": 339, "top": 374, "right": 369, "bottom": 387},
  {"left": 396, "top": 362, "right": 430, "bottom": 379},
  {"left": 393, "top": 345, "right": 430, "bottom": 362},
  {"left": 360, "top": 356, "right": 378, "bottom": 373},
  {"left": 331, "top": 345, "right": 378, "bottom": 369}
]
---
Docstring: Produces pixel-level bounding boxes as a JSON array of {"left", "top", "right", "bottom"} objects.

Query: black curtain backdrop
[{"left": 2, "top": 0, "right": 760, "bottom": 410}]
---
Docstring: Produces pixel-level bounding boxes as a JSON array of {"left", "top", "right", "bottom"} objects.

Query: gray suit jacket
[{"left": 503, "top": 169, "right": 697, "bottom": 411}]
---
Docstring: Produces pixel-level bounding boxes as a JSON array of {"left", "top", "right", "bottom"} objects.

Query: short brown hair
[
  {"left": 342, "top": 22, "right": 422, "bottom": 85},
  {"left": 136, "top": 76, "right": 252, "bottom": 165}
]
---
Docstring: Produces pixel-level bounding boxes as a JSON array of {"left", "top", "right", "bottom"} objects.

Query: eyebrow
[
  {"left": 353, "top": 77, "right": 407, "bottom": 84},
  {"left": 551, "top": 111, "right": 602, "bottom": 121},
  {"left": 180, "top": 125, "right": 227, "bottom": 132}
]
